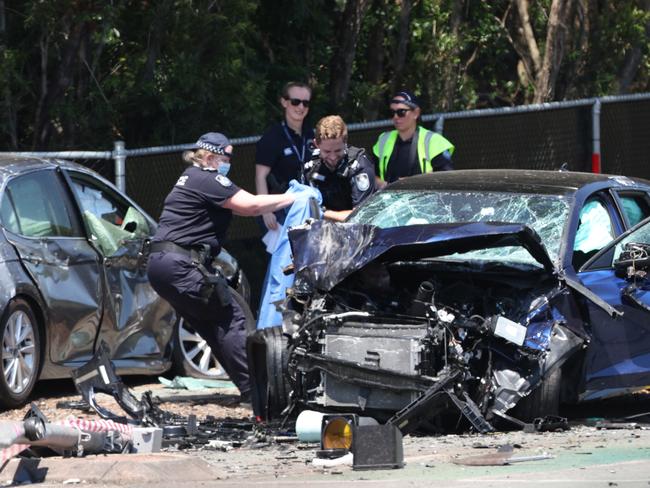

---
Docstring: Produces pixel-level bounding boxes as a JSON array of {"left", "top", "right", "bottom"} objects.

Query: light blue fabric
[
  {"left": 574, "top": 200, "right": 614, "bottom": 253},
  {"left": 257, "top": 180, "right": 322, "bottom": 329}
]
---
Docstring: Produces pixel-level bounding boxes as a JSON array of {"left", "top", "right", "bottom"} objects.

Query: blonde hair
[
  {"left": 315, "top": 115, "right": 348, "bottom": 143},
  {"left": 182, "top": 149, "right": 212, "bottom": 166}
]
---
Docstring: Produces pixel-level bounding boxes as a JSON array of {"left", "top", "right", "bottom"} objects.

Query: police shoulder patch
[
  {"left": 355, "top": 172, "right": 370, "bottom": 192},
  {"left": 215, "top": 174, "right": 233, "bottom": 187}
]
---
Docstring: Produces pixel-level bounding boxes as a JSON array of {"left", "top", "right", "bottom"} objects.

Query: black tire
[
  {"left": 173, "top": 288, "right": 255, "bottom": 379},
  {"left": 247, "top": 326, "right": 289, "bottom": 420},
  {"left": 513, "top": 367, "right": 562, "bottom": 421},
  {"left": 0, "top": 299, "right": 41, "bottom": 409}
]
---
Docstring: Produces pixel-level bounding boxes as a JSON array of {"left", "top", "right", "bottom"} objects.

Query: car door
[
  {"left": 65, "top": 171, "right": 174, "bottom": 364},
  {"left": 0, "top": 168, "right": 103, "bottom": 365},
  {"left": 578, "top": 217, "right": 650, "bottom": 400}
]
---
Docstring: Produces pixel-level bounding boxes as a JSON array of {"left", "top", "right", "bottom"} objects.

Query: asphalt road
[
  {"left": 1, "top": 423, "right": 649, "bottom": 487},
  {"left": 1, "top": 379, "right": 649, "bottom": 487}
]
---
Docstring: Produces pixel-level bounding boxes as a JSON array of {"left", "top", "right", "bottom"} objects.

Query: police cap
[
  {"left": 390, "top": 90, "right": 420, "bottom": 109},
  {"left": 196, "top": 132, "right": 232, "bottom": 156}
]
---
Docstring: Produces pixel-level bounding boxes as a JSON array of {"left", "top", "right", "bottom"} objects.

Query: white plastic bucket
[{"left": 295, "top": 410, "right": 325, "bottom": 443}]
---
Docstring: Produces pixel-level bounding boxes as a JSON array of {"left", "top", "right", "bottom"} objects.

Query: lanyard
[{"left": 282, "top": 121, "right": 307, "bottom": 163}]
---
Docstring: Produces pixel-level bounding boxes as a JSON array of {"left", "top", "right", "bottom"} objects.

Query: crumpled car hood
[{"left": 288, "top": 220, "right": 556, "bottom": 291}]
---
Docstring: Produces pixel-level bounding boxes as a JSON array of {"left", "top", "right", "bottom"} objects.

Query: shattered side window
[
  {"left": 351, "top": 190, "right": 571, "bottom": 263},
  {"left": 613, "top": 221, "right": 650, "bottom": 262},
  {"left": 70, "top": 176, "right": 151, "bottom": 256},
  {"left": 618, "top": 193, "right": 650, "bottom": 227}
]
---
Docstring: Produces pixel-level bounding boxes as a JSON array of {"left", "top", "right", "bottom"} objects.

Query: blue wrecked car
[{"left": 251, "top": 169, "right": 650, "bottom": 431}]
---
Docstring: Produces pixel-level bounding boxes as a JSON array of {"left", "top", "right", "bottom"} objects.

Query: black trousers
[{"left": 146, "top": 250, "right": 250, "bottom": 393}]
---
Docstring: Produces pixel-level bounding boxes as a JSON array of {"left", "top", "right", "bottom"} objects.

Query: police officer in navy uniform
[
  {"left": 304, "top": 115, "right": 376, "bottom": 222},
  {"left": 147, "top": 132, "right": 295, "bottom": 403},
  {"left": 255, "top": 82, "right": 314, "bottom": 230}
]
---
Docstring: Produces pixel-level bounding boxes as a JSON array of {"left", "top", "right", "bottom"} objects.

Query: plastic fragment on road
[
  {"left": 453, "top": 444, "right": 554, "bottom": 466},
  {"left": 158, "top": 376, "right": 236, "bottom": 390}
]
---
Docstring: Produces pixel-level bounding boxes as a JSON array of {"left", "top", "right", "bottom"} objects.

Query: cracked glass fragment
[{"left": 350, "top": 190, "right": 570, "bottom": 265}]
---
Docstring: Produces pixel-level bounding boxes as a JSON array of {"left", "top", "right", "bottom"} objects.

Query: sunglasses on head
[
  {"left": 389, "top": 108, "right": 412, "bottom": 118},
  {"left": 285, "top": 97, "right": 310, "bottom": 107}
]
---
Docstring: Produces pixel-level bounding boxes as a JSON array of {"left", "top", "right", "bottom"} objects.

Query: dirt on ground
[{"left": 0, "top": 376, "right": 253, "bottom": 424}]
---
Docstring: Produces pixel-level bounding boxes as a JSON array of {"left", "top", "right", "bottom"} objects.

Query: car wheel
[
  {"left": 173, "top": 288, "right": 255, "bottom": 379},
  {"left": 174, "top": 318, "right": 229, "bottom": 379},
  {"left": 247, "top": 326, "right": 289, "bottom": 420},
  {"left": 0, "top": 299, "right": 41, "bottom": 409},
  {"left": 513, "top": 367, "right": 562, "bottom": 421}
]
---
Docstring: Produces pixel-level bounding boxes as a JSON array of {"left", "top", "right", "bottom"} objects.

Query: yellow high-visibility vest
[{"left": 373, "top": 127, "right": 454, "bottom": 181}]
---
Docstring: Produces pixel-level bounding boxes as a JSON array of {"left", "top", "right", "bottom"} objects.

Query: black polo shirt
[
  {"left": 384, "top": 136, "right": 419, "bottom": 182},
  {"left": 255, "top": 121, "right": 314, "bottom": 193},
  {"left": 154, "top": 165, "right": 240, "bottom": 254}
]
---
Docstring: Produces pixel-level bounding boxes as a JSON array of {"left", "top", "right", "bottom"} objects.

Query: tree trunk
[
  {"left": 441, "top": 0, "right": 464, "bottom": 111},
  {"left": 616, "top": 0, "right": 650, "bottom": 94},
  {"left": 362, "top": 0, "right": 387, "bottom": 119},
  {"left": 565, "top": 0, "right": 593, "bottom": 98},
  {"left": 0, "top": 0, "right": 17, "bottom": 148},
  {"left": 32, "top": 15, "right": 87, "bottom": 148},
  {"left": 143, "top": 1, "right": 172, "bottom": 83},
  {"left": 390, "top": 0, "right": 414, "bottom": 94},
  {"left": 533, "top": 0, "right": 575, "bottom": 103},
  {"left": 512, "top": 0, "right": 542, "bottom": 83},
  {"left": 329, "top": 0, "right": 370, "bottom": 111}
]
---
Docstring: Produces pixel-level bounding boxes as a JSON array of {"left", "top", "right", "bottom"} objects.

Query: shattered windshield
[{"left": 350, "top": 190, "right": 571, "bottom": 265}]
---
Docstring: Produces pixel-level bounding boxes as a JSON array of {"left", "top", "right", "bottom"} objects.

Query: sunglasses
[
  {"left": 286, "top": 97, "right": 310, "bottom": 107},
  {"left": 389, "top": 108, "right": 413, "bottom": 118}
]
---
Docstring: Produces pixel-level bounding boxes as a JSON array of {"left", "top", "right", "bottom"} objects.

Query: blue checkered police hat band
[{"left": 196, "top": 132, "right": 231, "bottom": 156}]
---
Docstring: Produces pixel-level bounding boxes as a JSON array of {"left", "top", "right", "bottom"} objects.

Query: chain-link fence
[
  {"left": 600, "top": 97, "right": 650, "bottom": 176},
  {"left": 3, "top": 93, "right": 649, "bottom": 308},
  {"left": 121, "top": 94, "right": 650, "bottom": 236}
]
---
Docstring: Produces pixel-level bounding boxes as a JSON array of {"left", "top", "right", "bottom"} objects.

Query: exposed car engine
[{"left": 281, "top": 257, "right": 570, "bottom": 432}]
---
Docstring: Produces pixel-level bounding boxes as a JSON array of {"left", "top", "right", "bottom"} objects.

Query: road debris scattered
[{"left": 453, "top": 444, "right": 554, "bottom": 466}]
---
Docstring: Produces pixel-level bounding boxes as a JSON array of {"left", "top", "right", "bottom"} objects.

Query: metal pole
[
  {"left": 591, "top": 100, "right": 602, "bottom": 173},
  {"left": 435, "top": 116, "right": 445, "bottom": 134},
  {"left": 113, "top": 140, "right": 127, "bottom": 193}
]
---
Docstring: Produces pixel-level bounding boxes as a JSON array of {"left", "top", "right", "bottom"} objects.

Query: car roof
[
  {"left": 0, "top": 155, "right": 95, "bottom": 180},
  {"left": 387, "top": 169, "right": 650, "bottom": 196}
]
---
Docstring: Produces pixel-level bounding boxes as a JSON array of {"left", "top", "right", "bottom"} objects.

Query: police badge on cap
[{"left": 196, "top": 132, "right": 232, "bottom": 156}]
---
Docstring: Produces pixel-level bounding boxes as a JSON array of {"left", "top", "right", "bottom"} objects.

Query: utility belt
[
  {"left": 144, "top": 240, "right": 231, "bottom": 307},
  {"left": 148, "top": 240, "right": 211, "bottom": 263}
]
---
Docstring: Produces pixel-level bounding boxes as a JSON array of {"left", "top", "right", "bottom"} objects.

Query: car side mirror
[{"left": 614, "top": 242, "right": 650, "bottom": 279}]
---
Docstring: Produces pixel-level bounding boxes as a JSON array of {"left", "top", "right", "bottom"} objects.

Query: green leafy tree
[{"left": 0, "top": 0, "right": 648, "bottom": 150}]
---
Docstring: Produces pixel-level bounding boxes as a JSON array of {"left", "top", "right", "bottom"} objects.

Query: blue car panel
[{"left": 260, "top": 170, "right": 650, "bottom": 429}]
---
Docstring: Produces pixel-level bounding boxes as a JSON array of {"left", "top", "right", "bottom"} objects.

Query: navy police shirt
[
  {"left": 255, "top": 121, "right": 314, "bottom": 193},
  {"left": 306, "top": 146, "right": 376, "bottom": 212},
  {"left": 154, "top": 165, "right": 240, "bottom": 254}
]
